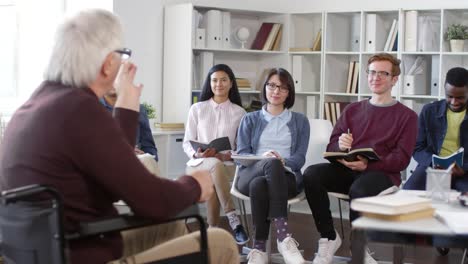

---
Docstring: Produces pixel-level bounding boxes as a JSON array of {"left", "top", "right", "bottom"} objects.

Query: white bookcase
[{"left": 162, "top": 4, "right": 468, "bottom": 124}]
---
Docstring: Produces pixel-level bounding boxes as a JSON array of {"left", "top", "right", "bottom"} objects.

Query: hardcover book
[
  {"left": 323, "top": 148, "right": 380, "bottom": 162},
  {"left": 432, "top": 147, "right": 464, "bottom": 169},
  {"left": 351, "top": 193, "right": 432, "bottom": 215},
  {"left": 190, "top": 136, "right": 231, "bottom": 153}
]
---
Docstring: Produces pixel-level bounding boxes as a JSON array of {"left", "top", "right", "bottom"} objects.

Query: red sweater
[
  {"left": 0, "top": 81, "right": 201, "bottom": 263},
  {"left": 327, "top": 99, "right": 418, "bottom": 185}
]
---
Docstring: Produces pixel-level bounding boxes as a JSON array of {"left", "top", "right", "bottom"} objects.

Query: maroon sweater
[
  {"left": 327, "top": 100, "right": 418, "bottom": 185},
  {"left": 0, "top": 81, "right": 201, "bottom": 263}
]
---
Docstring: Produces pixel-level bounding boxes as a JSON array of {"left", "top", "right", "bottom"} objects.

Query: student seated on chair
[
  {"left": 404, "top": 67, "right": 468, "bottom": 192},
  {"left": 302, "top": 53, "right": 418, "bottom": 264},
  {"left": 236, "top": 68, "right": 310, "bottom": 264},
  {"left": 100, "top": 88, "right": 159, "bottom": 163},
  {"left": 183, "top": 63, "right": 249, "bottom": 245},
  {"left": 0, "top": 9, "right": 239, "bottom": 264}
]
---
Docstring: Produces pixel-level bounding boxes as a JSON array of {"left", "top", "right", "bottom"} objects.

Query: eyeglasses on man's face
[
  {"left": 266, "top": 82, "right": 289, "bottom": 93},
  {"left": 115, "top": 48, "right": 132, "bottom": 59},
  {"left": 366, "top": 69, "right": 392, "bottom": 78}
]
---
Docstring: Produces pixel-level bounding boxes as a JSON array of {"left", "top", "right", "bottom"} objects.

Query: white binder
[
  {"left": 222, "top": 12, "right": 231, "bottom": 49},
  {"left": 350, "top": 15, "right": 361, "bottom": 52},
  {"left": 199, "top": 52, "right": 214, "bottom": 88},
  {"left": 365, "top": 14, "right": 385, "bottom": 52},
  {"left": 430, "top": 55, "right": 440, "bottom": 96},
  {"left": 404, "top": 11, "right": 418, "bottom": 52},
  {"left": 292, "top": 56, "right": 316, "bottom": 92},
  {"left": 195, "top": 28, "right": 206, "bottom": 49},
  {"left": 205, "top": 10, "right": 222, "bottom": 48},
  {"left": 292, "top": 56, "right": 303, "bottom": 92}
]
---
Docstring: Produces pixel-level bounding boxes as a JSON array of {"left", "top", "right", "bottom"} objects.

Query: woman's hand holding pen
[{"left": 338, "top": 129, "right": 353, "bottom": 152}]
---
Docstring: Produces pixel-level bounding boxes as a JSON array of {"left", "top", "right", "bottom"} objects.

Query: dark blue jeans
[{"left": 403, "top": 164, "right": 468, "bottom": 192}]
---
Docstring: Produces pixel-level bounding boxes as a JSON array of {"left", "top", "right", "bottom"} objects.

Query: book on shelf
[
  {"left": 263, "top": 23, "right": 282, "bottom": 51},
  {"left": 432, "top": 147, "right": 464, "bottom": 169},
  {"left": 251, "top": 23, "right": 274, "bottom": 50},
  {"left": 362, "top": 207, "right": 435, "bottom": 221},
  {"left": 155, "top": 123, "right": 185, "bottom": 130},
  {"left": 391, "top": 32, "right": 398, "bottom": 51},
  {"left": 231, "top": 153, "right": 267, "bottom": 166},
  {"left": 383, "top": 19, "right": 397, "bottom": 52},
  {"left": 312, "top": 29, "right": 321, "bottom": 51},
  {"left": 346, "top": 61, "right": 356, "bottom": 94},
  {"left": 236, "top": 78, "right": 251, "bottom": 88},
  {"left": 324, "top": 102, "right": 351, "bottom": 126},
  {"left": 190, "top": 136, "right": 231, "bottom": 153},
  {"left": 288, "top": 47, "right": 314, "bottom": 52},
  {"left": 351, "top": 193, "right": 432, "bottom": 215},
  {"left": 271, "top": 25, "right": 283, "bottom": 51},
  {"left": 351, "top": 61, "right": 360, "bottom": 94},
  {"left": 323, "top": 148, "right": 380, "bottom": 163}
]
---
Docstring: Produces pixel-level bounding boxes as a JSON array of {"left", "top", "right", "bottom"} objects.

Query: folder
[
  {"left": 292, "top": 55, "right": 316, "bottom": 92},
  {"left": 430, "top": 55, "right": 440, "bottom": 96},
  {"left": 195, "top": 28, "right": 206, "bottom": 48},
  {"left": 404, "top": 11, "right": 418, "bottom": 52},
  {"left": 365, "top": 14, "right": 385, "bottom": 52},
  {"left": 205, "top": 10, "right": 222, "bottom": 48},
  {"left": 350, "top": 15, "right": 361, "bottom": 51},
  {"left": 222, "top": 11, "right": 231, "bottom": 49}
]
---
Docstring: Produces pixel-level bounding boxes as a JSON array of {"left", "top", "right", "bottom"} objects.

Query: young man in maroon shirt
[{"left": 303, "top": 53, "right": 418, "bottom": 264}]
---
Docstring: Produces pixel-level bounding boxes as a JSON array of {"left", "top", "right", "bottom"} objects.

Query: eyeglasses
[
  {"left": 115, "top": 48, "right": 132, "bottom": 59},
  {"left": 366, "top": 69, "right": 392, "bottom": 78},
  {"left": 266, "top": 82, "right": 289, "bottom": 93}
]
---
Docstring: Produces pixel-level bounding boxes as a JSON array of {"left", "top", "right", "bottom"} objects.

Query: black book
[
  {"left": 190, "top": 136, "right": 231, "bottom": 153},
  {"left": 323, "top": 148, "right": 380, "bottom": 162}
]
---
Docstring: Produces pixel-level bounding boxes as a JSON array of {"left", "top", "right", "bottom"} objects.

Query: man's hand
[
  {"left": 189, "top": 170, "right": 214, "bottom": 202},
  {"left": 452, "top": 163, "right": 465, "bottom": 177},
  {"left": 114, "top": 61, "right": 143, "bottom": 112},
  {"left": 134, "top": 147, "right": 145, "bottom": 155},
  {"left": 338, "top": 155, "right": 368, "bottom": 171},
  {"left": 215, "top": 151, "right": 232, "bottom": 162},
  {"left": 194, "top": 148, "right": 216, "bottom": 158},
  {"left": 338, "top": 132, "right": 353, "bottom": 151}
]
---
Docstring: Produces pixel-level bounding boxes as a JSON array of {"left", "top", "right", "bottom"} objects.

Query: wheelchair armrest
[{"left": 66, "top": 204, "right": 202, "bottom": 240}]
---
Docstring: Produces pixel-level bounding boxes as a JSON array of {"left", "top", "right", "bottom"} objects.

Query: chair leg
[
  {"left": 240, "top": 200, "right": 250, "bottom": 237},
  {"left": 462, "top": 248, "right": 467, "bottom": 264},
  {"left": 338, "top": 199, "right": 345, "bottom": 240}
]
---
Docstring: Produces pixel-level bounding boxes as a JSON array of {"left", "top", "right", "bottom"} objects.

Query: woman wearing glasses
[
  {"left": 183, "top": 64, "right": 249, "bottom": 245},
  {"left": 236, "top": 68, "right": 310, "bottom": 264}
]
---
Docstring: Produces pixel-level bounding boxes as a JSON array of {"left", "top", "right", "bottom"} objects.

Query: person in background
[
  {"left": 404, "top": 67, "right": 468, "bottom": 191},
  {"left": 183, "top": 63, "right": 249, "bottom": 245},
  {"left": 0, "top": 9, "right": 239, "bottom": 264},
  {"left": 236, "top": 68, "right": 310, "bottom": 264},
  {"left": 302, "top": 53, "right": 418, "bottom": 264},
  {"left": 100, "top": 89, "right": 158, "bottom": 161}
]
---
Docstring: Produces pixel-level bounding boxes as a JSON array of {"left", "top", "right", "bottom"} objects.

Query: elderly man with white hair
[{"left": 0, "top": 9, "right": 238, "bottom": 264}]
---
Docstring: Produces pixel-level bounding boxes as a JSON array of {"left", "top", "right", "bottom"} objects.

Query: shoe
[
  {"left": 233, "top": 225, "right": 249, "bottom": 245},
  {"left": 364, "top": 247, "right": 378, "bottom": 264},
  {"left": 247, "top": 249, "right": 268, "bottom": 264},
  {"left": 312, "top": 232, "right": 342, "bottom": 264},
  {"left": 277, "top": 236, "right": 306, "bottom": 264}
]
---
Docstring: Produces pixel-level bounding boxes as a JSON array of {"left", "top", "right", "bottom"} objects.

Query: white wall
[{"left": 115, "top": 0, "right": 468, "bottom": 122}]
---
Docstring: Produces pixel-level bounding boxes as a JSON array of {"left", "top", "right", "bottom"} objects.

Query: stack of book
[
  {"left": 345, "top": 61, "right": 359, "bottom": 94},
  {"left": 323, "top": 102, "right": 350, "bottom": 126},
  {"left": 155, "top": 123, "right": 185, "bottom": 131},
  {"left": 236, "top": 78, "right": 251, "bottom": 90},
  {"left": 351, "top": 193, "right": 434, "bottom": 221},
  {"left": 251, "top": 23, "right": 283, "bottom": 51}
]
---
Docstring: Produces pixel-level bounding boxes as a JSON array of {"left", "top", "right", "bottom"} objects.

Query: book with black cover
[
  {"left": 432, "top": 147, "right": 464, "bottom": 169},
  {"left": 190, "top": 136, "right": 231, "bottom": 153},
  {"left": 323, "top": 148, "right": 380, "bottom": 162}
]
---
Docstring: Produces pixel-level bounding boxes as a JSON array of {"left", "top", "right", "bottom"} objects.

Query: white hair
[{"left": 44, "top": 9, "right": 123, "bottom": 88}]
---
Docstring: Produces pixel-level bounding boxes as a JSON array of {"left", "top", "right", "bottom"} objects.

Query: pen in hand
[{"left": 347, "top": 128, "right": 351, "bottom": 153}]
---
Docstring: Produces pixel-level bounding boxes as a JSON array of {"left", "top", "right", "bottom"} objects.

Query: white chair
[{"left": 230, "top": 166, "right": 305, "bottom": 263}]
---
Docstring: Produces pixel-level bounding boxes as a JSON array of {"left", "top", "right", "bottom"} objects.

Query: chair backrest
[
  {"left": 0, "top": 185, "right": 66, "bottom": 264},
  {"left": 303, "top": 119, "right": 333, "bottom": 172}
]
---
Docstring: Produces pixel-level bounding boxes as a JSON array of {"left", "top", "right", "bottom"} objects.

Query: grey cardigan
[{"left": 236, "top": 110, "right": 310, "bottom": 190}]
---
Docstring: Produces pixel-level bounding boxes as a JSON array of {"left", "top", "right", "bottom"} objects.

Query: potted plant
[
  {"left": 446, "top": 24, "right": 468, "bottom": 52},
  {"left": 142, "top": 102, "right": 156, "bottom": 128}
]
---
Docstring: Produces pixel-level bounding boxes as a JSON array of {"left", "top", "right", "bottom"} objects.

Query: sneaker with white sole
[
  {"left": 247, "top": 249, "right": 268, "bottom": 264},
  {"left": 364, "top": 247, "right": 378, "bottom": 264},
  {"left": 277, "top": 236, "right": 305, "bottom": 264},
  {"left": 312, "top": 232, "right": 342, "bottom": 264}
]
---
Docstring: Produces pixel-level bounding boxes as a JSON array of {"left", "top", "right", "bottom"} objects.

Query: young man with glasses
[
  {"left": 404, "top": 67, "right": 468, "bottom": 192},
  {"left": 302, "top": 53, "right": 418, "bottom": 264}
]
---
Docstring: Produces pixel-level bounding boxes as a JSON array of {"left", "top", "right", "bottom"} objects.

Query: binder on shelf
[
  {"left": 384, "top": 19, "right": 397, "bottom": 51},
  {"left": 350, "top": 15, "right": 361, "bottom": 52},
  {"left": 403, "top": 74, "right": 427, "bottom": 95},
  {"left": 222, "top": 11, "right": 231, "bottom": 49},
  {"left": 192, "top": 9, "right": 202, "bottom": 47},
  {"left": 365, "top": 14, "right": 385, "bottom": 52},
  {"left": 430, "top": 55, "right": 439, "bottom": 96},
  {"left": 404, "top": 11, "right": 418, "bottom": 52},
  {"left": 199, "top": 52, "right": 214, "bottom": 89},
  {"left": 292, "top": 55, "right": 316, "bottom": 93},
  {"left": 251, "top": 23, "right": 274, "bottom": 50},
  {"left": 306, "top": 96, "right": 317, "bottom": 119},
  {"left": 205, "top": 10, "right": 222, "bottom": 49},
  {"left": 195, "top": 28, "right": 206, "bottom": 48},
  {"left": 292, "top": 56, "right": 303, "bottom": 92}
]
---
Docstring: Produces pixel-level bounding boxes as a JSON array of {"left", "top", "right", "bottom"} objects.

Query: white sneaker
[
  {"left": 247, "top": 249, "right": 268, "bottom": 264},
  {"left": 277, "top": 236, "right": 305, "bottom": 264},
  {"left": 312, "top": 232, "right": 342, "bottom": 264},
  {"left": 364, "top": 247, "right": 378, "bottom": 264}
]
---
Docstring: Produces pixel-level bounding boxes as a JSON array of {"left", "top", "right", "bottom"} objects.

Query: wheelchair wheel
[{"left": 436, "top": 247, "right": 450, "bottom": 256}]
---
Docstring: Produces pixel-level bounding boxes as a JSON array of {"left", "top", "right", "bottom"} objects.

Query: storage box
[{"left": 403, "top": 74, "right": 427, "bottom": 95}]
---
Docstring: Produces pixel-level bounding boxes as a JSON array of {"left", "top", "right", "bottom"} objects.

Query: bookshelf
[{"left": 162, "top": 4, "right": 468, "bottom": 124}]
